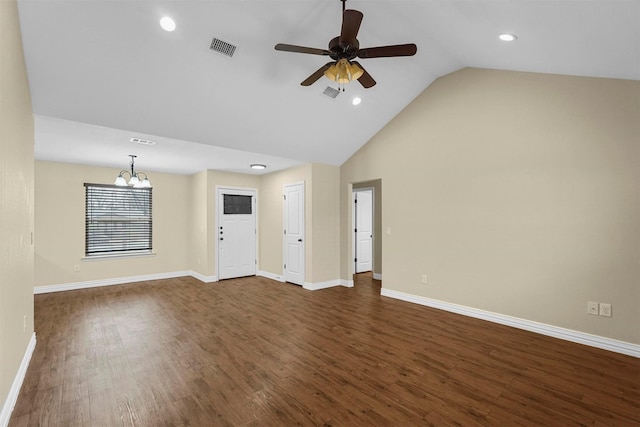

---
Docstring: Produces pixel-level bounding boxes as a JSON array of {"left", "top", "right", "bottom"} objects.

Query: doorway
[{"left": 217, "top": 187, "right": 257, "bottom": 280}]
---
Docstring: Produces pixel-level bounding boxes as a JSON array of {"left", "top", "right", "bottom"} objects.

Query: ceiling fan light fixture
[
  {"left": 324, "top": 58, "right": 363, "bottom": 84},
  {"left": 349, "top": 62, "right": 364, "bottom": 81},
  {"left": 352, "top": 96, "right": 362, "bottom": 106}
]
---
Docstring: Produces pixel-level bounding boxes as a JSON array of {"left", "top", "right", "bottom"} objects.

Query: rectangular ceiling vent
[
  {"left": 323, "top": 86, "right": 340, "bottom": 99},
  {"left": 210, "top": 38, "right": 236, "bottom": 58},
  {"left": 130, "top": 137, "right": 157, "bottom": 146}
]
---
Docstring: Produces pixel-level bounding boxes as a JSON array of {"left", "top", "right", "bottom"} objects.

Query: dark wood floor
[{"left": 9, "top": 273, "right": 640, "bottom": 426}]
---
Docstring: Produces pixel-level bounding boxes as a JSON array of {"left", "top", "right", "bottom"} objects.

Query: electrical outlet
[
  {"left": 74, "top": 264, "right": 80, "bottom": 272},
  {"left": 23, "top": 315, "right": 27, "bottom": 333},
  {"left": 587, "top": 301, "right": 599, "bottom": 315},
  {"left": 599, "top": 303, "right": 612, "bottom": 317},
  {"left": 421, "top": 274, "right": 428, "bottom": 284}
]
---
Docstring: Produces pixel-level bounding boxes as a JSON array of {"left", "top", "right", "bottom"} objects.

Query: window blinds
[{"left": 85, "top": 183, "right": 152, "bottom": 256}]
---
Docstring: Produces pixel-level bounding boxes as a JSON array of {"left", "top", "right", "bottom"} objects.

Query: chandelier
[{"left": 114, "top": 155, "right": 152, "bottom": 188}]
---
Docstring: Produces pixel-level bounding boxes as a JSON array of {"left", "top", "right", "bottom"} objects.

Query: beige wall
[
  {"left": 0, "top": 0, "right": 35, "bottom": 412},
  {"left": 309, "top": 164, "right": 341, "bottom": 284},
  {"left": 257, "top": 163, "right": 341, "bottom": 285},
  {"left": 35, "top": 161, "right": 191, "bottom": 286},
  {"left": 188, "top": 171, "right": 208, "bottom": 274},
  {"left": 258, "top": 164, "right": 310, "bottom": 278},
  {"left": 341, "top": 68, "right": 640, "bottom": 344}
]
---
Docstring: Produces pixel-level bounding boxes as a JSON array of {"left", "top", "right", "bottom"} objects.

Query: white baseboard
[
  {"left": 1, "top": 332, "right": 36, "bottom": 427},
  {"left": 303, "top": 279, "right": 353, "bottom": 291},
  {"left": 34, "top": 271, "right": 355, "bottom": 294},
  {"left": 257, "top": 270, "right": 285, "bottom": 282},
  {"left": 34, "top": 271, "right": 194, "bottom": 294},
  {"left": 341, "top": 279, "right": 354, "bottom": 288},
  {"left": 303, "top": 280, "right": 337, "bottom": 291},
  {"left": 373, "top": 273, "right": 382, "bottom": 280},
  {"left": 256, "top": 272, "right": 351, "bottom": 290},
  {"left": 381, "top": 288, "right": 640, "bottom": 358},
  {"left": 189, "top": 271, "right": 217, "bottom": 283}
]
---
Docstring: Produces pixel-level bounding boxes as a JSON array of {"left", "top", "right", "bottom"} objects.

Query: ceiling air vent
[
  {"left": 323, "top": 86, "right": 340, "bottom": 99},
  {"left": 130, "top": 137, "right": 157, "bottom": 146},
  {"left": 210, "top": 38, "right": 236, "bottom": 57}
]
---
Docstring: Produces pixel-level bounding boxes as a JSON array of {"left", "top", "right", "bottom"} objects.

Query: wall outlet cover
[{"left": 599, "top": 303, "right": 612, "bottom": 317}]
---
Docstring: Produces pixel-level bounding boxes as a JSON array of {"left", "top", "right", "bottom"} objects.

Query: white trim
[
  {"left": 34, "top": 271, "right": 192, "bottom": 294},
  {"left": 381, "top": 288, "right": 640, "bottom": 358},
  {"left": 1, "top": 332, "right": 36, "bottom": 427},
  {"left": 258, "top": 270, "right": 285, "bottom": 282},
  {"left": 303, "top": 280, "right": 339, "bottom": 291},
  {"left": 303, "top": 279, "right": 353, "bottom": 291},
  {"left": 340, "top": 279, "right": 354, "bottom": 288},
  {"left": 352, "top": 187, "right": 375, "bottom": 275},
  {"left": 189, "top": 271, "right": 217, "bottom": 283},
  {"left": 373, "top": 273, "right": 382, "bottom": 280},
  {"left": 81, "top": 251, "right": 156, "bottom": 261}
]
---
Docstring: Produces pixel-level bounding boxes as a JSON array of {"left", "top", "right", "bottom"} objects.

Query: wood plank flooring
[{"left": 9, "top": 274, "right": 640, "bottom": 426}]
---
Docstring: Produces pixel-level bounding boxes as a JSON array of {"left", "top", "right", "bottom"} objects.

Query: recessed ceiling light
[
  {"left": 499, "top": 33, "right": 517, "bottom": 42},
  {"left": 352, "top": 97, "right": 362, "bottom": 106},
  {"left": 160, "top": 16, "right": 176, "bottom": 32},
  {"left": 250, "top": 164, "right": 266, "bottom": 170}
]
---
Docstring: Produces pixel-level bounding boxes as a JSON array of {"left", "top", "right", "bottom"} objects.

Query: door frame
[
  {"left": 215, "top": 185, "right": 258, "bottom": 281},
  {"left": 283, "top": 181, "right": 305, "bottom": 285},
  {"left": 352, "top": 187, "right": 374, "bottom": 274}
]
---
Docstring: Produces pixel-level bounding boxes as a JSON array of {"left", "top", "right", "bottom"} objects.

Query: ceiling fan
[{"left": 275, "top": 0, "right": 417, "bottom": 89}]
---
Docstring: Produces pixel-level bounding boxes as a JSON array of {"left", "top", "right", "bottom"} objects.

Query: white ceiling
[{"left": 17, "top": 0, "right": 640, "bottom": 175}]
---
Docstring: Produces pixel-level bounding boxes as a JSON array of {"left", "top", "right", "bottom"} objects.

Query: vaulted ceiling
[{"left": 17, "top": 0, "right": 640, "bottom": 175}]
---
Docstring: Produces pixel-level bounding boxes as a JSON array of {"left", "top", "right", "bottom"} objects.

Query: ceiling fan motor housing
[{"left": 329, "top": 36, "right": 359, "bottom": 60}]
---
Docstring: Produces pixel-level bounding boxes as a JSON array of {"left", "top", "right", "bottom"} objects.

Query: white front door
[
  {"left": 354, "top": 189, "right": 373, "bottom": 273},
  {"left": 217, "top": 188, "right": 256, "bottom": 280},
  {"left": 283, "top": 182, "right": 304, "bottom": 286}
]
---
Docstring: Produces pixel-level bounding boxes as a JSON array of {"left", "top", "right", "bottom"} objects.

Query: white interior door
[
  {"left": 354, "top": 189, "right": 373, "bottom": 273},
  {"left": 217, "top": 188, "right": 256, "bottom": 280},
  {"left": 283, "top": 182, "right": 304, "bottom": 286}
]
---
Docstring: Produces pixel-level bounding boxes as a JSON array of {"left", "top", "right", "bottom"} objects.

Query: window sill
[{"left": 82, "top": 252, "right": 156, "bottom": 261}]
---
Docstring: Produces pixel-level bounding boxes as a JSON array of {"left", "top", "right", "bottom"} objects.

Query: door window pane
[{"left": 224, "top": 194, "right": 252, "bottom": 214}]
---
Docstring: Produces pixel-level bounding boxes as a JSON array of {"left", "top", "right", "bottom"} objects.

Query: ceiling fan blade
[
  {"left": 301, "top": 62, "right": 334, "bottom": 86},
  {"left": 339, "top": 9, "right": 363, "bottom": 46},
  {"left": 275, "top": 43, "right": 331, "bottom": 56},
  {"left": 352, "top": 61, "right": 376, "bottom": 88},
  {"left": 357, "top": 43, "right": 417, "bottom": 59}
]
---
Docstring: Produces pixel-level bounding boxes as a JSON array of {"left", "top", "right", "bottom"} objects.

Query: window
[
  {"left": 85, "top": 183, "right": 152, "bottom": 256},
  {"left": 223, "top": 194, "right": 252, "bottom": 214}
]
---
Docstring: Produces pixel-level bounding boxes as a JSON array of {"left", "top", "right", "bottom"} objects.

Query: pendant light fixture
[
  {"left": 323, "top": 58, "right": 364, "bottom": 91},
  {"left": 114, "top": 155, "right": 152, "bottom": 188}
]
